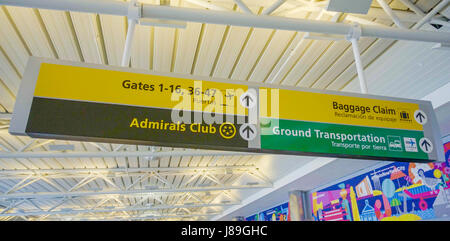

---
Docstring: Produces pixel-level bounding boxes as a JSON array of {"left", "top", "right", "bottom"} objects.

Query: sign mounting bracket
[{"left": 346, "top": 23, "right": 368, "bottom": 94}]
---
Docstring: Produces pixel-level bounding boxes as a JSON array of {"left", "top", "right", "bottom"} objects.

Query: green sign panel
[{"left": 260, "top": 117, "right": 427, "bottom": 160}]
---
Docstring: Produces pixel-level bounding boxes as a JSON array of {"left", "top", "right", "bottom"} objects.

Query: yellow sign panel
[
  {"left": 260, "top": 88, "right": 423, "bottom": 131},
  {"left": 34, "top": 63, "right": 248, "bottom": 115}
]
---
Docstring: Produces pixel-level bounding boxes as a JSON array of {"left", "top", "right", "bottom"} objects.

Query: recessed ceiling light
[
  {"left": 49, "top": 144, "right": 75, "bottom": 151},
  {"left": 144, "top": 185, "right": 159, "bottom": 190},
  {"left": 326, "top": 0, "right": 373, "bottom": 14}
]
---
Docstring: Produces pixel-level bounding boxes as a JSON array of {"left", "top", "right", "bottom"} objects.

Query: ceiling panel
[
  {"left": 0, "top": 51, "right": 20, "bottom": 95},
  {"left": 38, "top": 9, "right": 81, "bottom": 61},
  {"left": 100, "top": 14, "right": 126, "bottom": 66},
  {"left": 212, "top": 26, "right": 251, "bottom": 78},
  {"left": 173, "top": 22, "right": 203, "bottom": 74},
  {"left": 6, "top": 6, "right": 55, "bottom": 59},
  {"left": 264, "top": 32, "right": 309, "bottom": 84},
  {"left": 70, "top": 12, "right": 104, "bottom": 64},
  {"left": 193, "top": 24, "right": 228, "bottom": 76},
  {"left": 286, "top": 39, "right": 332, "bottom": 86},
  {"left": 230, "top": 28, "right": 274, "bottom": 80},
  {"left": 0, "top": 7, "right": 28, "bottom": 74},
  {"left": 131, "top": 25, "right": 151, "bottom": 69},
  {"left": 303, "top": 40, "right": 350, "bottom": 88},
  {"left": 153, "top": 27, "right": 176, "bottom": 72},
  {"left": 247, "top": 29, "right": 296, "bottom": 83}
]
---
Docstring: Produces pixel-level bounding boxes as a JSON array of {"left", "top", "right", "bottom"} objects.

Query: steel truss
[
  {"left": 0, "top": 0, "right": 448, "bottom": 43},
  {"left": 0, "top": 165, "right": 271, "bottom": 220},
  {"left": 44, "top": 212, "right": 222, "bottom": 221},
  {"left": 0, "top": 113, "right": 267, "bottom": 220}
]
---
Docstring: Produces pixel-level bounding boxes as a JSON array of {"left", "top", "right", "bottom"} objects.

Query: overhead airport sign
[{"left": 10, "top": 57, "right": 444, "bottom": 163}]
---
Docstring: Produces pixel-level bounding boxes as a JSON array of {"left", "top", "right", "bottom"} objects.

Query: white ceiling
[
  {"left": 0, "top": 0, "right": 449, "bottom": 221},
  {"left": 342, "top": 25, "right": 450, "bottom": 99}
]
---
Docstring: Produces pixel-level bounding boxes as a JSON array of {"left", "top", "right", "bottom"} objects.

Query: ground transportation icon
[{"left": 389, "top": 140, "right": 402, "bottom": 149}]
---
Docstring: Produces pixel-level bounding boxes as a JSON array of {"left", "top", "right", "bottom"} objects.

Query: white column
[{"left": 288, "top": 190, "right": 307, "bottom": 221}]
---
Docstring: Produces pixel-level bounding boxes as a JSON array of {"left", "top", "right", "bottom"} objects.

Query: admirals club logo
[{"left": 403, "top": 137, "right": 418, "bottom": 152}]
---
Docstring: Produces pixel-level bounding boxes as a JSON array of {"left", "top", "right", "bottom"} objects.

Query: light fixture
[
  {"left": 139, "top": 19, "right": 187, "bottom": 29},
  {"left": 326, "top": 0, "right": 373, "bottom": 14},
  {"left": 48, "top": 144, "right": 75, "bottom": 151},
  {"left": 144, "top": 185, "right": 159, "bottom": 190},
  {"left": 432, "top": 43, "right": 450, "bottom": 51},
  {"left": 304, "top": 32, "right": 344, "bottom": 41}
]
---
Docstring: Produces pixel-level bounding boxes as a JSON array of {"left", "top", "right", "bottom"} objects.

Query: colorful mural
[
  {"left": 245, "top": 202, "right": 289, "bottom": 221},
  {"left": 311, "top": 142, "right": 450, "bottom": 221}
]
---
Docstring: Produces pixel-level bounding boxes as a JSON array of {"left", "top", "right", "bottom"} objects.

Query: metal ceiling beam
[
  {"left": 267, "top": 9, "right": 326, "bottom": 84},
  {"left": 121, "top": 0, "right": 140, "bottom": 67},
  {"left": 261, "top": 0, "right": 286, "bottom": 15},
  {"left": 0, "top": 183, "right": 272, "bottom": 200},
  {"left": 0, "top": 202, "right": 237, "bottom": 217},
  {"left": 234, "top": 0, "right": 253, "bottom": 14},
  {"left": 284, "top": 5, "right": 445, "bottom": 23},
  {"left": 0, "top": 192, "right": 219, "bottom": 204},
  {"left": 1, "top": 0, "right": 450, "bottom": 43},
  {"left": 0, "top": 165, "right": 255, "bottom": 177},
  {"left": 376, "top": 0, "right": 407, "bottom": 29},
  {"left": 0, "top": 0, "right": 129, "bottom": 16},
  {"left": 141, "top": 5, "right": 450, "bottom": 43},
  {"left": 347, "top": 23, "right": 368, "bottom": 94},
  {"left": 45, "top": 212, "right": 220, "bottom": 221},
  {"left": 412, "top": 0, "right": 449, "bottom": 30},
  {"left": 0, "top": 169, "right": 255, "bottom": 181},
  {"left": 0, "top": 150, "right": 259, "bottom": 159},
  {"left": 212, "top": 157, "right": 337, "bottom": 220},
  {"left": 398, "top": 0, "right": 450, "bottom": 28}
]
